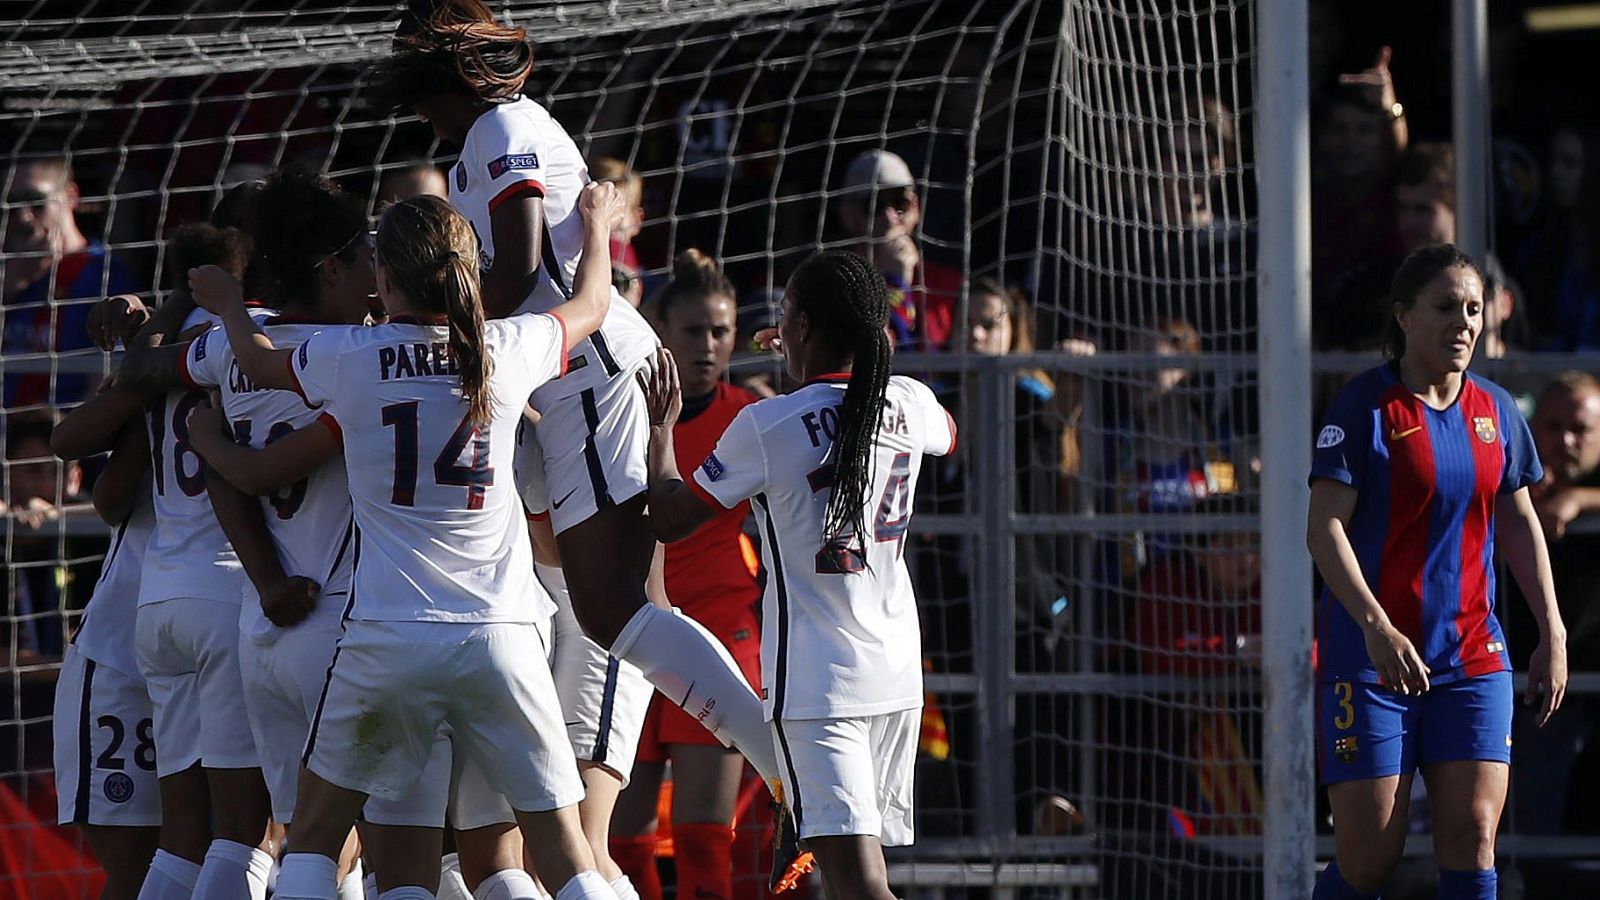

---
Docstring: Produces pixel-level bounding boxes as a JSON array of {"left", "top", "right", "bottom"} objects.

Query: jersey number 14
[{"left": 381, "top": 401, "right": 495, "bottom": 510}]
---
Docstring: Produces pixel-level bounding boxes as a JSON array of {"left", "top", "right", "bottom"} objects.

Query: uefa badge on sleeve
[
  {"left": 1474, "top": 416, "right": 1497, "bottom": 443},
  {"left": 456, "top": 161, "right": 468, "bottom": 192}
]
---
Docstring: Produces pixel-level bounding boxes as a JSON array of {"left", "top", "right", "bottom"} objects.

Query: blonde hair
[
  {"left": 590, "top": 157, "right": 643, "bottom": 208},
  {"left": 375, "top": 196, "right": 495, "bottom": 424}
]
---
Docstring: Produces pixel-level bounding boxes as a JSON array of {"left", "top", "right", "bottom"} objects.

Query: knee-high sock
[
  {"left": 191, "top": 839, "right": 272, "bottom": 900},
  {"left": 474, "top": 869, "right": 541, "bottom": 900},
  {"left": 1312, "top": 861, "right": 1381, "bottom": 900},
  {"left": 608, "top": 835, "right": 661, "bottom": 900},
  {"left": 608, "top": 875, "right": 640, "bottom": 900},
  {"left": 554, "top": 871, "right": 617, "bottom": 900},
  {"left": 438, "top": 853, "right": 473, "bottom": 900},
  {"left": 275, "top": 852, "right": 340, "bottom": 900},
  {"left": 339, "top": 861, "right": 367, "bottom": 900},
  {"left": 1437, "top": 868, "right": 1495, "bottom": 900},
  {"left": 611, "top": 605, "right": 779, "bottom": 785},
  {"left": 674, "top": 823, "right": 735, "bottom": 900},
  {"left": 135, "top": 849, "right": 202, "bottom": 900}
]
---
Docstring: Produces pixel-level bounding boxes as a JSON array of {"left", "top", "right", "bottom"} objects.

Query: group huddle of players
[{"left": 49, "top": 3, "right": 954, "bottom": 900}]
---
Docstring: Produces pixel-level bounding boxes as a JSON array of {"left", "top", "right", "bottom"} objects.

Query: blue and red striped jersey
[{"left": 1310, "top": 363, "right": 1541, "bottom": 686}]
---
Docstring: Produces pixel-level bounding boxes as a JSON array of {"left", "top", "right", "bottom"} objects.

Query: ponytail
[
  {"left": 652, "top": 248, "right": 735, "bottom": 323},
  {"left": 375, "top": 195, "right": 496, "bottom": 423},
  {"left": 789, "top": 252, "right": 893, "bottom": 559},
  {"left": 376, "top": 0, "right": 533, "bottom": 110}
]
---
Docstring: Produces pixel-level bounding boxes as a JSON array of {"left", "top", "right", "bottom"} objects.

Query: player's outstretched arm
[
  {"left": 90, "top": 420, "right": 149, "bottom": 526},
  {"left": 637, "top": 347, "right": 716, "bottom": 543},
  {"left": 546, "top": 181, "right": 627, "bottom": 351},
  {"left": 481, "top": 190, "right": 544, "bottom": 320},
  {"left": 187, "top": 265, "right": 297, "bottom": 392},
  {"left": 51, "top": 382, "right": 146, "bottom": 460},
  {"left": 1307, "top": 477, "right": 1431, "bottom": 695},
  {"left": 186, "top": 399, "right": 341, "bottom": 497},
  {"left": 1496, "top": 487, "right": 1569, "bottom": 725}
]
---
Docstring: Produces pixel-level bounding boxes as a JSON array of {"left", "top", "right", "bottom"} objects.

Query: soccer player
[
  {"left": 1307, "top": 244, "right": 1569, "bottom": 900},
  {"left": 637, "top": 251, "right": 957, "bottom": 900},
  {"left": 50, "top": 391, "right": 159, "bottom": 900},
  {"left": 611, "top": 251, "right": 765, "bottom": 900},
  {"left": 186, "top": 187, "right": 625, "bottom": 900},
  {"left": 372, "top": 0, "right": 798, "bottom": 887}
]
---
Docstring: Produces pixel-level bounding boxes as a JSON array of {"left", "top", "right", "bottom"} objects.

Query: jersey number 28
[{"left": 382, "top": 401, "right": 495, "bottom": 509}]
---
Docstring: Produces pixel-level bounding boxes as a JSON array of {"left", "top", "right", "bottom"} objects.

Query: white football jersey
[
  {"left": 449, "top": 96, "right": 657, "bottom": 404},
  {"left": 692, "top": 374, "right": 957, "bottom": 720},
  {"left": 136, "top": 307, "right": 269, "bottom": 608},
  {"left": 183, "top": 319, "right": 355, "bottom": 640},
  {"left": 285, "top": 313, "right": 567, "bottom": 624},
  {"left": 72, "top": 498, "right": 155, "bottom": 675}
]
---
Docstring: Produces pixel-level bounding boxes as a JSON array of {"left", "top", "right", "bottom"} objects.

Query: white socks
[
  {"left": 192, "top": 839, "right": 272, "bottom": 900},
  {"left": 611, "top": 604, "right": 779, "bottom": 783},
  {"left": 554, "top": 871, "right": 616, "bottom": 900},
  {"left": 275, "top": 852, "right": 340, "bottom": 900},
  {"left": 609, "top": 875, "right": 640, "bottom": 900},
  {"left": 438, "top": 852, "right": 473, "bottom": 900},
  {"left": 379, "top": 888, "right": 437, "bottom": 900},
  {"left": 474, "top": 869, "right": 542, "bottom": 900},
  {"left": 339, "top": 861, "right": 367, "bottom": 900},
  {"left": 135, "top": 849, "right": 201, "bottom": 900}
]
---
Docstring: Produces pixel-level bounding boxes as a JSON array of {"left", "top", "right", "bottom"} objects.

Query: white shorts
[
  {"left": 550, "top": 578, "right": 651, "bottom": 787},
  {"left": 529, "top": 361, "right": 650, "bottom": 534},
  {"left": 240, "top": 621, "right": 344, "bottom": 823},
  {"left": 304, "top": 620, "right": 583, "bottom": 814},
  {"left": 53, "top": 645, "right": 161, "bottom": 827},
  {"left": 135, "top": 597, "right": 259, "bottom": 776},
  {"left": 773, "top": 709, "right": 920, "bottom": 847}
]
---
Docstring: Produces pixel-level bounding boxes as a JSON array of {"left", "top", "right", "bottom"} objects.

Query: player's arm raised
[
  {"left": 187, "top": 265, "right": 298, "bottom": 392},
  {"left": 1496, "top": 486, "right": 1568, "bottom": 725},
  {"left": 51, "top": 380, "right": 146, "bottom": 459},
  {"left": 1307, "top": 477, "right": 1430, "bottom": 695},
  {"left": 545, "top": 181, "right": 626, "bottom": 351},
  {"left": 90, "top": 419, "right": 149, "bottom": 526},
  {"left": 186, "top": 399, "right": 341, "bottom": 497},
  {"left": 637, "top": 347, "right": 716, "bottom": 543}
]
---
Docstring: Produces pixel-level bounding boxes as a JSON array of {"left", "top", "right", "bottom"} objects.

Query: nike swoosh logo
[
  {"left": 551, "top": 488, "right": 579, "bottom": 510},
  {"left": 1389, "top": 426, "right": 1422, "bottom": 440}
]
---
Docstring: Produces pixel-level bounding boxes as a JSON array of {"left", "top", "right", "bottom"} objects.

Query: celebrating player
[
  {"left": 187, "top": 186, "right": 626, "bottom": 900},
  {"left": 1307, "top": 244, "right": 1569, "bottom": 900},
  {"left": 637, "top": 251, "right": 957, "bottom": 899},
  {"left": 612, "top": 251, "right": 765, "bottom": 900},
  {"left": 373, "top": 0, "right": 799, "bottom": 888}
]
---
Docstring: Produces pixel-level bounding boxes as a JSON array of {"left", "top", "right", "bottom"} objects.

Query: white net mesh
[{"left": 1, "top": 1, "right": 1264, "bottom": 896}]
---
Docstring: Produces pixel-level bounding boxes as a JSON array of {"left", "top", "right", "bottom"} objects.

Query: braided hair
[
  {"left": 375, "top": 195, "right": 496, "bottom": 424},
  {"left": 250, "top": 169, "right": 367, "bottom": 313},
  {"left": 374, "top": 0, "right": 533, "bottom": 110},
  {"left": 790, "top": 251, "right": 893, "bottom": 557}
]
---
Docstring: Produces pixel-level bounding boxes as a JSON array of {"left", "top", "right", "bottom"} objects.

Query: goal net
[{"left": 0, "top": 1, "right": 1262, "bottom": 896}]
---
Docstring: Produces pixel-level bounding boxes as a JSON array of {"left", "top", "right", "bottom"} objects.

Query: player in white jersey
[
  {"left": 638, "top": 252, "right": 956, "bottom": 900},
  {"left": 51, "top": 390, "right": 160, "bottom": 899},
  {"left": 112, "top": 223, "right": 283, "bottom": 900},
  {"left": 377, "top": 5, "right": 801, "bottom": 889},
  {"left": 185, "top": 187, "right": 629, "bottom": 900}
]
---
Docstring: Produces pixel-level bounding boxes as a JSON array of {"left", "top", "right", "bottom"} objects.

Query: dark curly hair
[
  {"left": 250, "top": 169, "right": 368, "bottom": 312},
  {"left": 372, "top": 0, "right": 534, "bottom": 110}
]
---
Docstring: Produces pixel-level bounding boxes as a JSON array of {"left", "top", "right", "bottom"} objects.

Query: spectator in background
[
  {"left": 3, "top": 418, "right": 86, "bottom": 665},
  {"left": 835, "top": 150, "right": 961, "bottom": 350},
  {"left": 375, "top": 159, "right": 447, "bottom": 205},
  {"left": 591, "top": 156, "right": 646, "bottom": 272},
  {"left": 1513, "top": 125, "right": 1600, "bottom": 351},
  {"left": 2, "top": 156, "right": 138, "bottom": 416},
  {"left": 612, "top": 262, "right": 644, "bottom": 308},
  {"left": 1506, "top": 373, "right": 1600, "bottom": 881},
  {"left": 1312, "top": 49, "right": 1409, "bottom": 313}
]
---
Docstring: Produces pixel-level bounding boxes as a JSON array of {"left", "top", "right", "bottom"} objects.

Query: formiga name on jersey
[
  {"left": 378, "top": 341, "right": 462, "bottom": 381},
  {"left": 800, "top": 399, "right": 913, "bottom": 448}
]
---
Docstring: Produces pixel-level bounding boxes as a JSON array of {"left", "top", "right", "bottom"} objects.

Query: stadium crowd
[{"left": 0, "top": 6, "right": 1598, "bottom": 900}]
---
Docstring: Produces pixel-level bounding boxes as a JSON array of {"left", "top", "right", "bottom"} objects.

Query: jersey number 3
[
  {"left": 382, "top": 401, "right": 495, "bottom": 509},
  {"left": 807, "top": 451, "right": 912, "bottom": 574}
]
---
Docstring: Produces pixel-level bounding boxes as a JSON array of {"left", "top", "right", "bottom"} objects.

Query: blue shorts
[{"left": 1317, "top": 671, "right": 1512, "bottom": 785}]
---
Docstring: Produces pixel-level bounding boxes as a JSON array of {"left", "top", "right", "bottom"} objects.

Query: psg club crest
[
  {"left": 1333, "top": 735, "right": 1359, "bottom": 764},
  {"left": 1473, "top": 416, "right": 1497, "bottom": 444},
  {"left": 103, "top": 771, "right": 135, "bottom": 804},
  {"left": 456, "top": 161, "right": 468, "bottom": 192}
]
